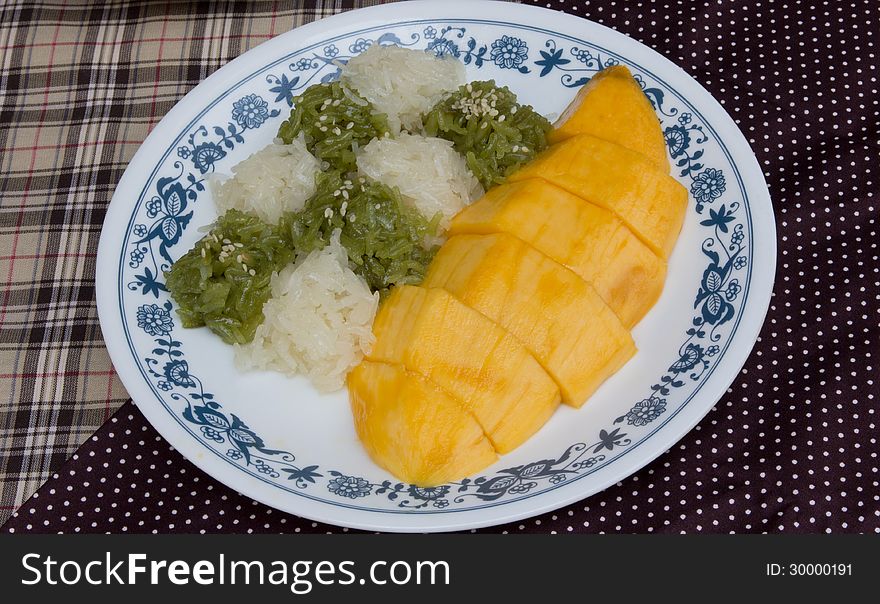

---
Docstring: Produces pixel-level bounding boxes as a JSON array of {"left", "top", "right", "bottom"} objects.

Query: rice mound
[
  {"left": 356, "top": 133, "right": 484, "bottom": 230},
  {"left": 340, "top": 44, "right": 465, "bottom": 134},
  {"left": 211, "top": 139, "right": 321, "bottom": 224},
  {"left": 235, "top": 231, "right": 379, "bottom": 392}
]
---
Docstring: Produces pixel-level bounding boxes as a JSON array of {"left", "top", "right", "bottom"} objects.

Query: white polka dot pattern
[{"left": 2, "top": 0, "right": 878, "bottom": 533}]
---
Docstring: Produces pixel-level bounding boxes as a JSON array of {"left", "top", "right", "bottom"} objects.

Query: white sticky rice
[
  {"left": 340, "top": 44, "right": 465, "bottom": 134},
  {"left": 235, "top": 231, "right": 379, "bottom": 392},
  {"left": 356, "top": 133, "right": 484, "bottom": 230},
  {"left": 211, "top": 139, "right": 321, "bottom": 223},
  {"left": 217, "top": 47, "right": 483, "bottom": 389}
]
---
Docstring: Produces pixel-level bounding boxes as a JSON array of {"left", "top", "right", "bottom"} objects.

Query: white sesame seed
[
  {"left": 249, "top": 269, "right": 256, "bottom": 276},
  {"left": 498, "top": 115, "right": 506, "bottom": 122},
  {"left": 222, "top": 238, "right": 231, "bottom": 244},
  {"left": 349, "top": 214, "right": 356, "bottom": 222},
  {"left": 200, "top": 248, "right": 206, "bottom": 258},
  {"left": 340, "top": 201, "right": 348, "bottom": 217},
  {"left": 332, "top": 99, "right": 341, "bottom": 106},
  {"left": 511, "top": 106, "right": 518, "bottom": 114},
  {"left": 319, "top": 115, "right": 328, "bottom": 121},
  {"left": 235, "top": 242, "right": 243, "bottom": 248},
  {"left": 236, "top": 254, "right": 242, "bottom": 263},
  {"left": 341, "top": 190, "right": 349, "bottom": 200}
]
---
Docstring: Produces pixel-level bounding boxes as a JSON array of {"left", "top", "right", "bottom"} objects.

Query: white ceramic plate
[{"left": 96, "top": 0, "right": 775, "bottom": 532}]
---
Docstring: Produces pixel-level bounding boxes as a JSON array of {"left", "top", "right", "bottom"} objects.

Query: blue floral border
[{"left": 118, "top": 21, "right": 752, "bottom": 513}]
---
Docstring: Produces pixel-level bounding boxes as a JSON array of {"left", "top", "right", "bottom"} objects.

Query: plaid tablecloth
[
  {"left": 1, "top": 0, "right": 878, "bottom": 532},
  {"left": 0, "top": 0, "right": 386, "bottom": 524}
]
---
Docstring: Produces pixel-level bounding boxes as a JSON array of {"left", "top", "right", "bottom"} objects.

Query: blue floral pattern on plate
[
  {"left": 490, "top": 35, "right": 530, "bottom": 72},
  {"left": 118, "top": 21, "right": 752, "bottom": 512}
]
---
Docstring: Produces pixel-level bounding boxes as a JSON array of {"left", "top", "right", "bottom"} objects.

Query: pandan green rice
[
  {"left": 423, "top": 80, "right": 551, "bottom": 189},
  {"left": 163, "top": 44, "right": 565, "bottom": 392},
  {"left": 283, "top": 171, "right": 438, "bottom": 297},
  {"left": 165, "top": 209, "right": 294, "bottom": 345},
  {"left": 277, "top": 81, "right": 390, "bottom": 172}
]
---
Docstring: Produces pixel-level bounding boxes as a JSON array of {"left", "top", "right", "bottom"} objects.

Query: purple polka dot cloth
[{"left": 2, "top": 0, "right": 878, "bottom": 533}]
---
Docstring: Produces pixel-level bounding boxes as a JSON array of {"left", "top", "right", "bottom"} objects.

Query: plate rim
[{"left": 96, "top": 0, "right": 776, "bottom": 532}]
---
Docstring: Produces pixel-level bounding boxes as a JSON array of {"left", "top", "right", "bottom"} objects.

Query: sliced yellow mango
[
  {"left": 423, "top": 233, "right": 636, "bottom": 407},
  {"left": 348, "top": 361, "right": 497, "bottom": 486},
  {"left": 509, "top": 134, "right": 687, "bottom": 259},
  {"left": 449, "top": 178, "right": 666, "bottom": 328},
  {"left": 549, "top": 65, "right": 670, "bottom": 171},
  {"left": 368, "top": 285, "right": 560, "bottom": 454}
]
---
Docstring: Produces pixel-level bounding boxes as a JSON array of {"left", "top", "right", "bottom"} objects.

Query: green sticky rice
[
  {"left": 164, "top": 209, "right": 294, "bottom": 345},
  {"left": 277, "top": 81, "right": 390, "bottom": 172},
  {"left": 423, "top": 80, "right": 551, "bottom": 189},
  {"left": 283, "top": 171, "right": 438, "bottom": 297}
]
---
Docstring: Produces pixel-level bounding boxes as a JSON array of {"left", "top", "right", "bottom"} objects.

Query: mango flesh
[
  {"left": 549, "top": 65, "right": 670, "bottom": 171},
  {"left": 509, "top": 134, "right": 687, "bottom": 259},
  {"left": 367, "top": 285, "right": 561, "bottom": 454},
  {"left": 348, "top": 70, "right": 684, "bottom": 485},
  {"left": 422, "top": 233, "right": 636, "bottom": 407},
  {"left": 348, "top": 361, "right": 497, "bottom": 486},
  {"left": 449, "top": 178, "right": 666, "bottom": 328}
]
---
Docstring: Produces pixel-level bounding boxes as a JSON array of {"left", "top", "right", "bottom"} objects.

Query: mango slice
[
  {"left": 423, "top": 233, "right": 636, "bottom": 406},
  {"left": 548, "top": 65, "right": 670, "bottom": 171},
  {"left": 367, "top": 285, "right": 560, "bottom": 453},
  {"left": 348, "top": 69, "right": 684, "bottom": 485},
  {"left": 348, "top": 361, "right": 497, "bottom": 486},
  {"left": 449, "top": 178, "right": 666, "bottom": 328},
  {"left": 509, "top": 134, "right": 687, "bottom": 259}
]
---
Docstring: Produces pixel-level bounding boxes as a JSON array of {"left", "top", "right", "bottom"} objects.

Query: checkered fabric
[{"left": 0, "top": 0, "right": 393, "bottom": 525}]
